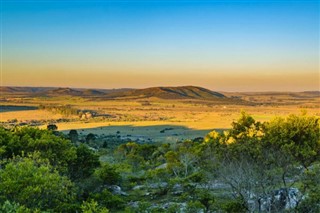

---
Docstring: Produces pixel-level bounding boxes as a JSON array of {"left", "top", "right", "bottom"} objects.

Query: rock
[
  {"left": 155, "top": 163, "right": 167, "bottom": 170},
  {"left": 128, "top": 201, "right": 139, "bottom": 208},
  {"left": 132, "top": 185, "right": 145, "bottom": 190},
  {"left": 171, "top": 184, "right": 184, "bottom": 195},
  {"left": 249, "top": 187, "right": 302, "bottom": 212},
  {"left": 107, "top": 185, "right": 128, "bottom": 196},
  {"left": 148, "top": 182, "right": 168, "bottom": 189}
]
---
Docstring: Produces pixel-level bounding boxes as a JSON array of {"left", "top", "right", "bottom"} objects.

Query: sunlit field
[{"left": 1, "top": 93, "right": 319, "bottom": 143}]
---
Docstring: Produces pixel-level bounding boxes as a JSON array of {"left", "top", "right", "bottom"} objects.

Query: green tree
[
  {"left": 0, "top": 200, "right": 32, "bottom": 213},
  {"left": 0, "top": 127, "right": 76, "bottom": 173},
  {"left": 47, "top": 124, "right": 58, "bottom": 131},
  {"left": 0, "top": 154, "right": 75, "bottom": 212},
  {"left": 95, "top": 163, "right": 121, "bottom": 185},
  {"left": 68, "top": 129, "right": 79, "bottom": 144},
  {"left": 81, "top": 200, "right": 109, "bottom": 213},
  {"left": 203, "top": 113, "right": 288, "bottom": 211},
  {"left": 68, "top": 144, "right": 100, "bottom": 181},
  {"left": 89, "top": 189, "right": 125, "bottom": 210},
  {"left": 165, "top": 150, "right": 182, "bottom": 177},
  {"left": 297, "top": 163, "right": 320, "bottom": 212},
  {"left": 264, "top": 113, "right": 320, "bottom": 168},
  {"left": 86, "top": 133, "right": 96, "bottom": 143}
]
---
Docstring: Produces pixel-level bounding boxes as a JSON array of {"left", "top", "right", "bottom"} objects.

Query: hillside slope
[{"left": 106, "top": 86, "right": 226, "bottom": 99}]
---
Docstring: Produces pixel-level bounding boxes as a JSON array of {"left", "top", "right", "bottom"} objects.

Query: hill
[
  {"left": 0, "top": 87, "right": 53, "bottom": 94},
  {"left": 105, "top": 86, "right": 226, "bottom": 99},
  {"left": 81, "top": 89, "right": 106, "bottom": 96},
  {"left": 46, "top": 88, "right": 83, "bottom": 96},
  {"left": 0, "top": 87, "right": 131, "bottom": 97}
]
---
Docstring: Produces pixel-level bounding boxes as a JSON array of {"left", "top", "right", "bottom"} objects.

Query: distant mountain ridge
[
  {"left": 106, "top": 86, "right": 226, "bottom": 99},
  {"left": 1, "top": 86, "right": 318, "bottom": 101},
  {"left": 0, "top": 86, "right": 226, "bottom": 100},
  {"left": 0, "top": 87, "right": 128, "bottom": 97},
  {"left": 47, "top": 88, "right": 84, "bottom": 96},
  {"left": 0, "top": 87, "right": 54, "bottom": 93}
]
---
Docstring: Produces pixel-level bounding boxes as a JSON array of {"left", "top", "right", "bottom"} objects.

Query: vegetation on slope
[
  {"left": 0, "top": 112, "right": 319, "bottom": 212},
  {"left": 105, "top": 86, "right": 226, "bottom": 100}
]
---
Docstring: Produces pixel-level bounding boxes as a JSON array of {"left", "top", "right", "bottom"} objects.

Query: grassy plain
[{"left": 1, "top": 93, "right": 319, "bottom": 143}]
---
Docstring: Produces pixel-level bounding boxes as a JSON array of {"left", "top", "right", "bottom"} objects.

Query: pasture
[{"left": 0, "top": 94, "right": 319, "bottom": 143}]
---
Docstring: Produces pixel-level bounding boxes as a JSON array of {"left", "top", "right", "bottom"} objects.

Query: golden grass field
[{"left": 1, "top": 94, "right": 319, "bottom": 143}]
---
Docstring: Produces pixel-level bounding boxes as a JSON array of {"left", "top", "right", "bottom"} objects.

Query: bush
[
  {"left": 0, "top": 154, "right": 76, "bottom": 212},
  {"left": 185, "top": 201, "right": 205, "bottom": 213}
]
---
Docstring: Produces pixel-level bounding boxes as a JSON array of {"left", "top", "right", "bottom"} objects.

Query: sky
[{"left": 1, "top": 0, "right": 319, "bottom": 91}]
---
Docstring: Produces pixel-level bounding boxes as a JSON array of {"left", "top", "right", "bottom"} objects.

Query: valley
[{"left": 1, "top": 86, "right": 319, "bottom": 144}]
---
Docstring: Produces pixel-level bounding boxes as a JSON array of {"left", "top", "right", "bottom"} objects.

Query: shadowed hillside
[
  {"left": 1, "top": 86, "right": 318, "bottom": 105},
  {"left": 0, "top": 87, "right": 53, "bottom": 94},
  {"left": 47, "top": 88, "right": 83, "bottom": 96},
  {"left": 0, "top": 87, "right": 130, "bottom": 97},
  {"left": 81, "top": 89, "right": 106, "bottom": 96},
  {"left": 106, "top": 86, "right": 226, "bottom": 99},
  {"left": 47, "top": 88, "right": 108, "bottom": 96},
  {"left": 0, "top": 86, "right": 227, "bottom": 100}
]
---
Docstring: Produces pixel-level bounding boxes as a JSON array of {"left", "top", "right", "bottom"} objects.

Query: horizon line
[{"left": 1, "top": 85, "right": 319, "bottom": 93}]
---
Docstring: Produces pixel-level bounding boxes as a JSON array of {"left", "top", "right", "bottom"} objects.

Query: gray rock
[{"left": 107, "top": 185, "right": 128, "bottom": 196}]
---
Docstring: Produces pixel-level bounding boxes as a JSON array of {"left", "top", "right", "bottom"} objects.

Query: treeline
[
  {"left": 39, "top": 104, "right": 95, "bottom": 119},
  {"left": 102, "top": 112, "right": 320, "bottom": 212},
  {"left": 0, "top": 126, "right": 109, "bottom": 212},
  {"left": 0, "top": 112, "right": 319, "bottom": 212},
  {"left": 39, "top": 104, "right": 80, "bottom": 116}
]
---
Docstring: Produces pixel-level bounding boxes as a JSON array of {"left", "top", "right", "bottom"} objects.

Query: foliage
[
  {"left": 81, "top": 200, "right": 109, "bottom": 213},
  {"left": 68, "top": 144, "right": 100, "bottom": 181},
  {"left": 89, "top": 189, "right": 125, "bottom": 210},
  {"left": 185, "top": 200, "right": 205, "bottom": 213},
  {"left": 297, "top": 163, "right": 320, "bottom": 213},
  {"left": 202, "top": 112, "right": 320, "bottom": 211},
  {"left": 68, "top": 129, "right": 79, "bottom": 143},
  {"left": 95, "top": 163, "right": 121, "bottom": 185},
  {"left": 219, "top": 199, "right": 247, "bottom": 213},
  {"left": 264, "top": 113, "right": 320, "bottom": 168},
  {"left": 39, "top": 104, "right": 79, "bottom": 117},
  {"left": 0, "top": 154, "right": 75, "bottom": 212},
  {"left": 0, "top": 112, "right": 318, "bottom": 212},
  {"left": 0, "top": 200, "right": 32, "bottom": 213},
  {"left": 0, "top": 126, "right": 76, "bottom": 173},
  {"left": 47, "top": 124, "right": 58, "bottom": 131},
  {"left": 86, "top": 133, "right": 96, "bottom": 143}
]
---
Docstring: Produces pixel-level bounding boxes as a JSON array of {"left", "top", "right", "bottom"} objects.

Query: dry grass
[
  {"left": 0, "top": 110, "right": 64, "bottom": 122},
  {"left": 1, "top": 96, "right": 319, "bottom": 142}
]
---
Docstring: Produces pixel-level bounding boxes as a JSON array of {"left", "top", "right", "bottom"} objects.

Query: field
[{"left": 1, "top": 88, "right": 319, "bottom": 144}]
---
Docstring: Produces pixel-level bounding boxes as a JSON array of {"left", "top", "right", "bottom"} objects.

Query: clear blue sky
[{"left": 1, "top": 0, "right": 319, "bottom": 91}]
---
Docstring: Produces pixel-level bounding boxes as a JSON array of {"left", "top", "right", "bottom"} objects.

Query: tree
[
  {"left": 69, "top": 129, "right": 79, "bottom": 144},
  {"left": 178, "top": 145, "right": 199, "bottom": 178},
  {"left": 203, "top": 113, "right": 294, "bottom": 211},
  {"left": 81, "top": 200, "right": 109, "bottom": 213},
  {"left": 47, "top": 124, "right": 58, "bottom": 131},
  {"left": 297, "top": 163, "right": 320, "bottom": 212},
  {"left": 89, "top": 189, "right": 125, "bottom": 211},
  {"left": 0, "top": 127, "right": 76, "bottom": 173},
  {"left": 0, "top": 127, "right": 14, "bottom": 160},
  {"left": 264, "top": 113, "right": 320, "bottom": 168},
  {"left": 0, "top": 200, "right": 32, "bottom": 213},
  {"left": 0, "top": 154, "right": 75, "bottom": 212},
  {"left": 11, "top": 127, "right": 76, "bottom": 173},
  {"left": 68, "top": 144, "right": 100, "bottom": 181},
  {"left": 165, "top": 150, "right": 182, "bottom": 177},
  {"left": 86, "top": 133, "right": 96, "bottom": 143},
  {"left": 95, "top": 163, "right": 121, "bottom": 186}
]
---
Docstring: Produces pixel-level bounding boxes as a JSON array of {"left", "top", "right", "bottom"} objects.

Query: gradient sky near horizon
[{"left": 1, "top": 0, "right": 319, "bottom": 91}]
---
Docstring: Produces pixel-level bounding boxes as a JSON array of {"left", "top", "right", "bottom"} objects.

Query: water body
[{"left": 0, "top": 105, "right": 38, "bottom": 113}]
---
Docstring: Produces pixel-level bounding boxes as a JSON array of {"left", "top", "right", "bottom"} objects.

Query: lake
[{"left": 0, "top": 105, "right": 38, "bottom": 113}]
